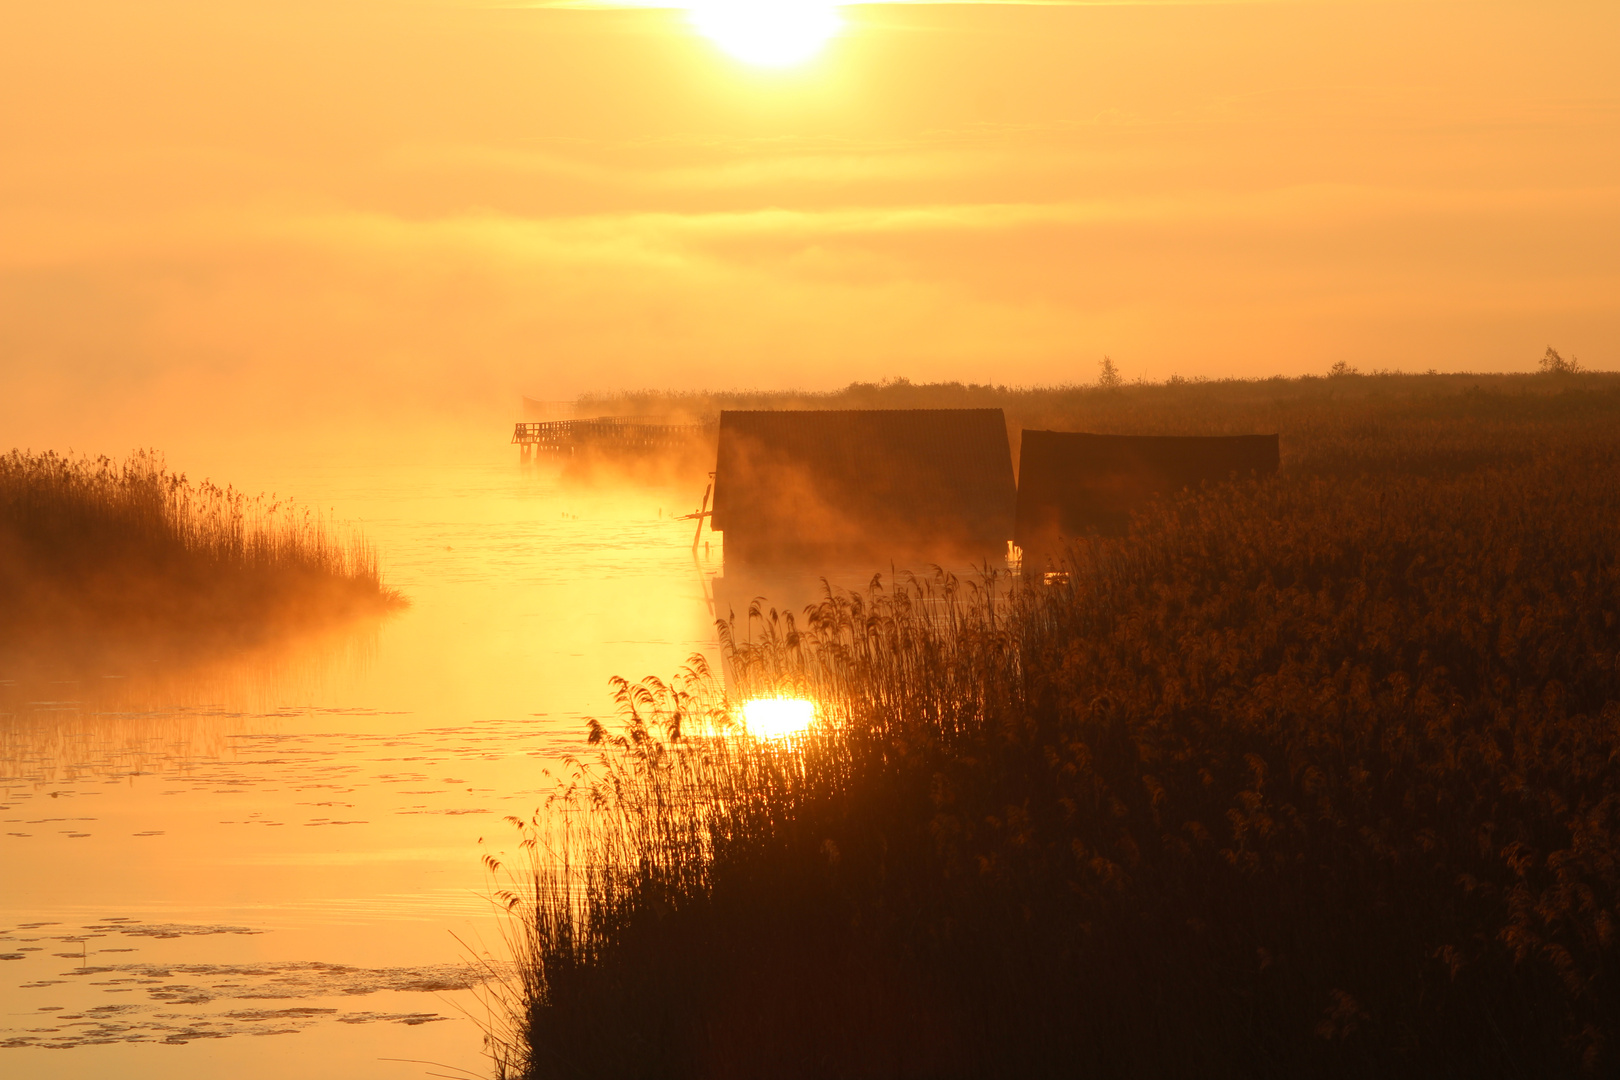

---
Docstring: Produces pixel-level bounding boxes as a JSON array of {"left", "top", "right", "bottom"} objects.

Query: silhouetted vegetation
[
  {"left": 579, "top": 367, "right": 1620, "bottom": 476},
  {"left": 497, "top": 377, "right": 1620, "bottom": 1079},
  {"left": 0, "top": 450, "right": 400, "bottom": 667}
]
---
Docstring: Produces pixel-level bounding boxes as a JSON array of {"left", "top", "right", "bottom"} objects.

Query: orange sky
[{"left": 3, "top": 0, "right": 1617, "bottom": 445}]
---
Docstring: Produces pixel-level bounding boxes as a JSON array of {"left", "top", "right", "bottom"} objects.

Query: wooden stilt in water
[{"left": 681, "top": 479, "right": 714, "bottom": 554}]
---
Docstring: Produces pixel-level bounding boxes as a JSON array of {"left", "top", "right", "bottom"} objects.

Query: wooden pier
[{"left": 513, "top": 417, "right": 711, "bottom": 459}]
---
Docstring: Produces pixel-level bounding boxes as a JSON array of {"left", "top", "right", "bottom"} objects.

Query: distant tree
[
  {"left": 1328, "top": 360, "right": 1359, "bottom": 378},
  {"left": 1539, "top": 346, "right": 1581, "bottom": 375},
  {"left": 1098, "top": 355, "right": 1122, "bottom": 388}
]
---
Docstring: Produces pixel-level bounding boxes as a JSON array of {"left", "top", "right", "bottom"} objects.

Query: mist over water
[{"left": 0, "top": 433, "right": 727, "bottom": 1077}]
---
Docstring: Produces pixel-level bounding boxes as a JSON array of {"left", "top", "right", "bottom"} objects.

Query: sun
[{"left": 686, "top": 0, "right": 843, "bottom": 68}]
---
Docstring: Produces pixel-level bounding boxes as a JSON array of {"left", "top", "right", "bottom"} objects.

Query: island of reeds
[
  {"left": 492, "top": 369, "right": 1620, "bottom": 1080},
  {"left": 0, "top": 450, "right": 401, "bottom": 668}
]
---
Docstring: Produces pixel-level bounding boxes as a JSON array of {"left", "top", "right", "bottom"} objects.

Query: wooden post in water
[{"left": 681, "top": 479, "right": 713, "bottom": 554}]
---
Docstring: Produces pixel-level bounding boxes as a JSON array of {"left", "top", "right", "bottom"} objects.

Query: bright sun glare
[
  {"left": 686, "top": 0, "right": 843, "bottom": 67},
  {"left": 739, "top": 696, "right": 817, "bottom": 737}
]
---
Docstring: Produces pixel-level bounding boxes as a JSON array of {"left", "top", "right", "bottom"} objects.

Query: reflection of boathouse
[
  {"left": 1015, "top": 431, "right": 1280, "bottom": 564},
  {"left": 711, "top": 409, "right": 1016, "bottom": 563}
]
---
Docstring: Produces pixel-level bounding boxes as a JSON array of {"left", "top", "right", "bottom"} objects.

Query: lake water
[{"left": 0, "top": 445, "right": 726, "bottom": 1079}]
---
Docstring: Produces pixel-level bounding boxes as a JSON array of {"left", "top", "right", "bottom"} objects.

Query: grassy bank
[
  {"left": 498, "top": 376, "right": 1620, "bottom": 1079},
  {"left": 0, "top": 450, "right": 401, "bottom": 666},
  {"left": 578, "top": 368, "right": 1620, "bottom": 465}
]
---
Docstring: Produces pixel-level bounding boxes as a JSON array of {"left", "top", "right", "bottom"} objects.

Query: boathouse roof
[
  {"left": 1015, "top": 430, "right": 1280, "bottom": 558},
  {"left": 712, "top": 409, "right": 1016, "bottom": 562}
]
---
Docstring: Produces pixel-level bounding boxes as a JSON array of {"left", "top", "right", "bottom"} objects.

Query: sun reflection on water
[{"left": 738, "top": 696, "right": 816, "bottom": 738}]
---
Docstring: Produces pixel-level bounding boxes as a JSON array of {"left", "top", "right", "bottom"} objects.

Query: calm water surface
[{"left": 1, "top": 447, "right": 724, "bottom": 1078}]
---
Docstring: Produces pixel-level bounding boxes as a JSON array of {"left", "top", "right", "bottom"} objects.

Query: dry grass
[
  {"left": 0, "top": 449, "right": 401, "bottom": 666},
  {"left": 495, "top": 375, "right": 1620, "bottom": 1079}
]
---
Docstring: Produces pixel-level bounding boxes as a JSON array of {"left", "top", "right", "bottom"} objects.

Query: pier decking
[{"left": 512, "top": 417, "right": 711, "bottom": 457}]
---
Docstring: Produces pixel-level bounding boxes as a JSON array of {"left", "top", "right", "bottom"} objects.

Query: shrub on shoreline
[{"left": 0, "top": 450, "right": 401, "bottom": 665}]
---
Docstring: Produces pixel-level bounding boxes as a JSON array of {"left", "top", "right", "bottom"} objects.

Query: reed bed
[
  {"left": 497, "top": 378, "right": 1620, "bottom": 1079},
  {"left": 0, "top": 450, "right": 400, "bottom": 663}
]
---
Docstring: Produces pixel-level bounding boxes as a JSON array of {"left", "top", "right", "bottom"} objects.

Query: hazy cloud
[{"left": 2, "top": 0, "right": 1616, "bottom": 451}]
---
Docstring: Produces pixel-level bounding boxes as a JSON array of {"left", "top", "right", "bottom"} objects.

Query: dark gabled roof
[
  {"left": 712, "top": 409, "right": 1015, "bottom": 559},
  {"left": 1016, "top": 431, "right": 1280, "bottom": 544}
]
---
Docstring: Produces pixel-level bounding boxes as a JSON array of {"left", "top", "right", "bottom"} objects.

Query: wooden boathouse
[
  {"left": 710, "top": 409, "right": 1017, "bottom": 563},
  {"left": 1015, "top": 431, "right": 1280, "bottom": 565}
]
